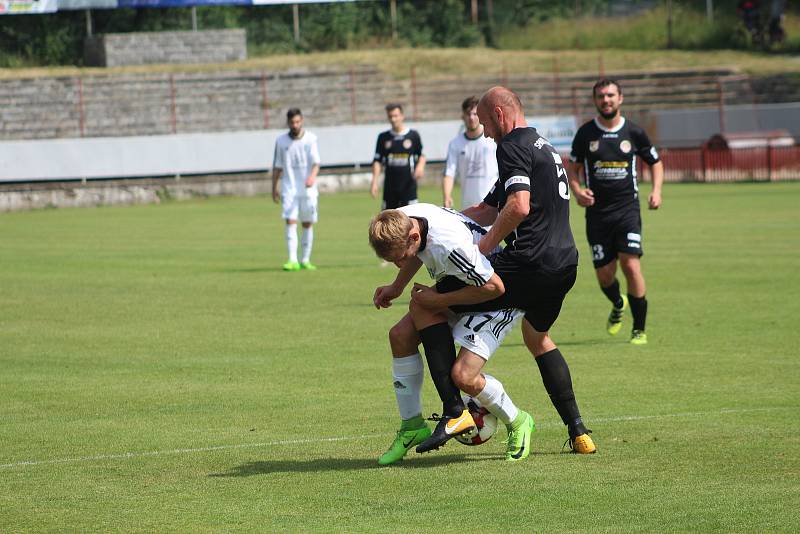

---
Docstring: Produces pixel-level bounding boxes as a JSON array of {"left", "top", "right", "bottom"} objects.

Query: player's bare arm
[
  {"left": 442, "top": 174, "right": 455, "bottom": 208},
  {"left": 306, "top": 164, "right": 320, "bottom": 188},
  {"left": 271, "top": 167, "right": 283, "bottom": 203},
  {"left": 373, "top": 256, "right": 423, "bottom": 309},
  {"left": 413, "top": 155, "right": 427, "bottom": 181},
  {"left": 567, "top": 162, "right": 594, "bottom": 207},
  {"left": 461, "top": 202, "right": 498, "bottom": 226},
  {"left": 370, "top": 161, "right": 382, "bottom": 198},
  {"left": 477, "top": 190, "right": 530, "bottom": 256},
  {"left": 648, "top": 160, "right": 664, "bottom": 210},
  {"left": 409, "top": 271, "right": 505, "bottom": 311}
]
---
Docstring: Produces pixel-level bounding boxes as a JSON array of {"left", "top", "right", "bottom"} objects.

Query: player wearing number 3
[{"left": 568, "top": 79, "right": 664, "bottom": 345}]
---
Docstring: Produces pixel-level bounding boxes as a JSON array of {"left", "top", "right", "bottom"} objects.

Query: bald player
[{"left": 411, "top": 86, "right": 596, "bottom": 454}]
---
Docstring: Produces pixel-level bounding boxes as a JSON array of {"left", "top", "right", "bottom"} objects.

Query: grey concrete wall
[
  {"left": 84, "top": 29, "right": 247, "bottom": 67},
  {"left": 4, "top": 66, "right": 790, "bottom": 142}
]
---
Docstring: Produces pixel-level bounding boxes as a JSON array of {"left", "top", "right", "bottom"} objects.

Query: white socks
[
  {"left": 392, "top": 353, "right": 424, "bottom": 420},
  {"left": 476, "top": 373, "right": 519, "bottom": 426},
  {"left": 286, "top": 223, "right": 298, "bottom": 263},
  {"left": 301, "top": 226, "right": 314, "bottom": 264}
]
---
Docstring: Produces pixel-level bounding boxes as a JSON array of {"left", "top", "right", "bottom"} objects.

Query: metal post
[
  {"left": 85, "top": 9, "right": 93, "bottom": 37},
  {"left": 76, "top": 77, "right": 85, "bottom": 137},
  {"left": 293, "top": 3, "right": 300, "bottom": 44},
  {"left": 410, "top": 65, "right": 418, "bottom": 121},
  {"left": 718, "top": 81, "right": 725, "bottom": 133},
  {"left": 390, "top": 0, "right": 398, "bottom": 42},
  {"left": 553, "top": 54, "right": 560, "bottom": 115},
  {"left": 767, "top": 143, "right": 773, "bottom": 181},
  {"left": 666, "top": 0, "right": 673, "bottom": 48},
  {"left": 260, "top": 72, "right": 270, "bottom": 129},
  {"left": 191, "top": 6, "right": 198, "bottom": 32},
  {"left": 169, "top": 74, "right": 177, "bottom": 134},
  {"left": 349, "top": 66, "right": 357, "bottom": 124}
]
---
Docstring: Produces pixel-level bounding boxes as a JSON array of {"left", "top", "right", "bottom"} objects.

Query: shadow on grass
[
  {"left": 221, "top": 263, "right": 367, "bottom": 274},
  {"left": 502, "top": 339, "right": 604, "bottom": 349},
  {"left": 210, "top": 452, "right": 503, "bottom": 477}
]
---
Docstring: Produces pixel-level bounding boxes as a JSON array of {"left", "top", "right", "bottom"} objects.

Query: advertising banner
[{"left": 0, "top": 0, "right": 57, "bottom": 13}]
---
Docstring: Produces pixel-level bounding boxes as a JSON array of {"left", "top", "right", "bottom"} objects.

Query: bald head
[
  {"left": 476, "top": 86, "right": 526, "bottom": 143},
  {"left": 479, "top": 86, "right": 523, "bottom": 114}
]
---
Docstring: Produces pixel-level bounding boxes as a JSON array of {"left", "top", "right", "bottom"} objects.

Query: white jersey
[
  {"left": 399, "top": 202, "right": 522, "bottom": 361},
  {"left": 273, "top": 131, "right": 321, "bottom": 199},
  {"left": 444, "top": 133, "right": 498, "bottom": 208},
  {"left": 399, "top": 203, "right": 494, "bottom": 287}
]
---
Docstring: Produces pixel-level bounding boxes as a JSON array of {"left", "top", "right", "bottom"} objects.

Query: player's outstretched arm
[
  {"left": 648, "top": 161, "right": 664, "bottom": 210},
  {"left": 461, "top": 202, "right": 498, "bottom": 226},
  {"left": 410, "top": 272, "right": 505, "bottom": 311},
  {"left": 373, "top": 256, "right": 423, "bottom": 309},
  {"left": 442, "top": 175, "right": 455, "bottom": 208},
  {"left": 477, "top": 190, "right": 529, "bottom": 256}
]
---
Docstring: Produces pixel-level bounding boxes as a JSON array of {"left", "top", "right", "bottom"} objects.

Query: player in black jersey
[
  {"left": 412, "top": 87, "right": 596, "bottom": 454},
  {"left": 370, "top": 103, "right": 426, "bottom": 209},
  {"left": 568, "top": 79, "right": 664, "bottom": 345}
]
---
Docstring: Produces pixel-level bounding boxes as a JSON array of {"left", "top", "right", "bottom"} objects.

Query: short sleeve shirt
[
  {"left": 374, "top": 128, "right": 423, "bottom": 201},
  {"left": 569, "top": 117, "right": 659, "bottom": 214},
  {"left": 444, "top": 132, "right": 498, "bottom": 208},
  {"left": 399, "top": 203, "right": 494, "bottom": 286},
  {"left": 273, "top": 131, "right": 321, "bottom": 198},
  {"left": 484, "top": 127, "right": 578, "bottom": 274}
]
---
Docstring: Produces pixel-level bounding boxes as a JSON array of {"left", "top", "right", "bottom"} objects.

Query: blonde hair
[{"left": 368, "top": 210, "right": 413, "bottom": 260}]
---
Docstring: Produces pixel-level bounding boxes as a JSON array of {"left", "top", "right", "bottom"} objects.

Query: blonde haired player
[
  {"left": 272, "top": 108, "right": 321, "bottom": 271},
  {"left": 370, "top": 204, "right": 534, "bottom": 464}
]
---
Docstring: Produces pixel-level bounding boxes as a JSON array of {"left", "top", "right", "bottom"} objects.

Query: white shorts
[
  {"left": 282, "top": 193, "right": 318, "bottom": 223},
  {"left": 449, "top": 308, "right": 523, "bottom": 360}
]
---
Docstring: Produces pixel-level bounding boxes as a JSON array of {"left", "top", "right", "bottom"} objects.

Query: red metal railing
[{"left": 637, "top": 145, "right": 800, "bottom": 183}]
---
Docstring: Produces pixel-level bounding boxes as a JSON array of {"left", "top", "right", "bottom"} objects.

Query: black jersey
[
  {"left": 569, "top": 117, "right": 660, "bottom": 214},
  {"left": 373, "top": 128, "right": 423, "bottom": 202},
  {"left": 484, "top": 127, "right": 578, "bottom": 274}
]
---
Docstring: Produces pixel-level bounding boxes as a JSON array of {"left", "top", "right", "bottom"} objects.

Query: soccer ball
[{"left": 454, "top": 394, "right": 498, "bottom": 446}]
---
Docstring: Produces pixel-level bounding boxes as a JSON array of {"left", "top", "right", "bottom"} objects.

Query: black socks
[
  {"left": 601, "top": 278, "right": 624, "bottom": 309},
  {"left": 628, "top": 294, "right": 648, "bottom": 331},
  {"left": 418, "top": 322, "right": 464, "bottom": 418},
  {"left": 536, "top": 348, "right": 587, "bottom": 438}
]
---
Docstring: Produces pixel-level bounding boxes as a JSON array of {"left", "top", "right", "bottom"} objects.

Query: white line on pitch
[{"left": 0, "top": 406, "right": 791, "bottom": 469}]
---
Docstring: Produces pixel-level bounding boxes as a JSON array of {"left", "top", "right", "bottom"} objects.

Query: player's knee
[
  {"left": 619, "top": 256, "right": 642, "bottom": 277},
  {"left": 451, "top": 363, "right": 478, "bottom": 392},
  {"left": 388, "top": 320, "right": 418, "bottom": 354}
]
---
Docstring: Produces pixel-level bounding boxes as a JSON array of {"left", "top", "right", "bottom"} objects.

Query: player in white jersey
[
  {"left": 369, "top": 203, "right": 534, "bottom": 464},
  {"left": 272, "top": 108, "right": 321, "bottom": 271},
  {"left": 442, "top": 96, "right": 498, "bottom": 209}
]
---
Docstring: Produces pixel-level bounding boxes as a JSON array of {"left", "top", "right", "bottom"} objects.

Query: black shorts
[
  {"left": 438, "top": 265, "right": 577, "bottom": 333},
  {"left": 382, "top": 197, "right": 418, "bottom": 210},
  {"left": 586, "top": 208, "right": 643, "bottom": 269}
]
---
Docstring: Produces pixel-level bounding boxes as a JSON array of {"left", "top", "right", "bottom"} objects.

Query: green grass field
[{"left": 1, "top": 182, "right": 799, "bottom": 532}]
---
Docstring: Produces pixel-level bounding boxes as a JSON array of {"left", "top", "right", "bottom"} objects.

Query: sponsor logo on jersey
[
  {"left": 402, "top": 139, "right": 412, "bottom": 149},
  {"left": 589, "top": 140, "right": 600, "bottom": 152},
  {"left": 602, "top": 133, "right": 619, "bottom": 138},
  {"left": 620, "top": 140, "right": 632, "bottom": 153},
  {"left": 384, "top": 140, "right": 392, "bottom": 150}
]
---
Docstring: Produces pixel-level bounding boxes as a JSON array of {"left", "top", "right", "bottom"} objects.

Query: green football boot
[
  {"left": 630, "top": 330, "right": 648, "bottom": 345},
  {"left": 504, "top": 411, "right": 535, "bottom": 462},
  {"left": 607, "top": 295, "right": 628, "bottom": 336},
  {"left": 299, "top": 261, "right": 317, "bottom": 271},
  {"left": 282, "top": 261, "right": 301, "bottom": 271},
  {"left": 378, "top": 425, "right": 432, "bottom": 466}
]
